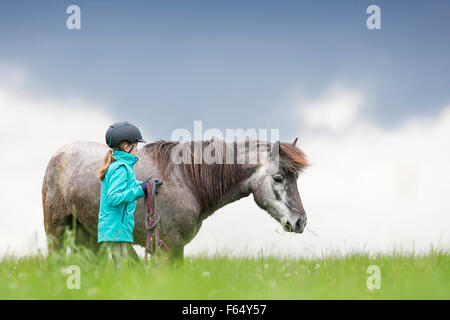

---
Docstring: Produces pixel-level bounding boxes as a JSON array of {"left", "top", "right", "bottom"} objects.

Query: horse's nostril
[{"left": 295, "top": 218, "right": 306, "bottom": 232}]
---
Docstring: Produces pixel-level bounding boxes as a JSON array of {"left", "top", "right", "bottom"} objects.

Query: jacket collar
[{"left": 113, "top": 150, "right": 139, "bottom": 166}]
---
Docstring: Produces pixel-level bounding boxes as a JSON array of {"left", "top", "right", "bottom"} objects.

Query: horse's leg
[
  {"left": 74, "top": 219, "right": 100, "bottom": 253},
  {"left": 169, "top": 246, "right": 184, "bottom": 268},
  {"left": 45, "top": 224, "right": 67, "bottom": 251},
  {"left": 44, "top": 199, "right": 98, "bottom": 253},
  {"left": 43, "top": 193, "right": 72, "bottom": 252},
  {"left": 149, "top": 245, "right": 183, "bottom": 269}
]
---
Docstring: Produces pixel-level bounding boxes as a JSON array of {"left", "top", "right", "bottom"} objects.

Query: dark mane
[
  {"left": 143, "top": 139, "right": 245, "bottom": 211},
  {"left": 143, "top": 139, "right": 308, "bottom": 211}
]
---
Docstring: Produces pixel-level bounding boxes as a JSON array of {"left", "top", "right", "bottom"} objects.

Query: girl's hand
[{"left": 141, "top": 178, "right": 163, "bottom": 195}]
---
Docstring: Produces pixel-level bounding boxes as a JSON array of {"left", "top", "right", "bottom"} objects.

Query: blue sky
[{"left": 1, "top": 0, "right": 449, "bottom": 140}]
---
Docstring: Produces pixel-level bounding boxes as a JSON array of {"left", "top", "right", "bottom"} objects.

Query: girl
[{"left": 97, "top": 121, "right": 156, "bottom": 264}]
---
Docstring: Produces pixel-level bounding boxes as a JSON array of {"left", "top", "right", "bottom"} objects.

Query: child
[{"left": 97, "top": 121, "right": 157, "bottom": 264}]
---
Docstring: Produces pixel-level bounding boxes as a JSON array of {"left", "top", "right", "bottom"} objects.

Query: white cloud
[
  {"left": 299, "top": 84, "right": 363, "bottom": 132},
  {"left": 0, "top": 61, "right": 27, "bottom": 89},
  {"left": 185, "top": 85, "right": 450, "bottom": 257},
  {"left": 0, "top": 75, "right": 114, "bottom": 256}
]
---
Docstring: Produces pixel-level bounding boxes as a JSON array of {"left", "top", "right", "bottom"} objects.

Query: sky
[{"left": 0, "top": 1, "right": 449, "bottom": 257}]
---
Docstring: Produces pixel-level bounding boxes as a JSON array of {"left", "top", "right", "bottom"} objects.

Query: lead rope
[{"left": 144, "top": 179, "right": 169, "bottom": 265}]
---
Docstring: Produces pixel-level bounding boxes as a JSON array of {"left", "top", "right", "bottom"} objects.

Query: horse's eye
[{"left": 273, "top": 174, "right": 283, "bottom": 184}]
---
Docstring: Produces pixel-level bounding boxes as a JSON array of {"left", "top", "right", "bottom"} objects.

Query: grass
[{"left": 0, "top": 231, "right": 449, "bottom": 299}]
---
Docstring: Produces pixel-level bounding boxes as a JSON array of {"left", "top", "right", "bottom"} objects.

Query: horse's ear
[
  {"left": 270, "top": 141, "right": 280, "bottom": 160},
  {"left": 292, "top": 137, "right": 298, "bottom": 146}
]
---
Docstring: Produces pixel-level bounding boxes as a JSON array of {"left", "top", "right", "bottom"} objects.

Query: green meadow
[{"left": 0, "top": 232, "right": 448, "bottom": 299}]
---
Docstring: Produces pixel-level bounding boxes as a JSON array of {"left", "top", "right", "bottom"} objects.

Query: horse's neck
[
  {"left": 203, "top": 145, "right": 268, "bottom": 216},
  {"left": 209, "top": 174, "right": 253, "bottom": 213},
  {"left": 140, "top": 139, "right": 269, "bottom": 218}
]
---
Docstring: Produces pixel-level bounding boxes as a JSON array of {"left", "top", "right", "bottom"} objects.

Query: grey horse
[{"left": 42, "top": 138, "right": 308, "bottom": 264}]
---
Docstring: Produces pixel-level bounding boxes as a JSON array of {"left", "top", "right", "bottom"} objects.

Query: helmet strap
[{"left": 127, "top": 144, "right": 135, "bottom": 154}]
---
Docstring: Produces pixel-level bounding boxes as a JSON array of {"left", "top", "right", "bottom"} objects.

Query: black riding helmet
[{"left": 105, "top": 121, "right": 146, "bottom": 149}]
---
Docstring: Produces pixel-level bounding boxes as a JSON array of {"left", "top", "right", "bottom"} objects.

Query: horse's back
[{"left": 42, "top": 141, "right": 106, "bottom": 197}]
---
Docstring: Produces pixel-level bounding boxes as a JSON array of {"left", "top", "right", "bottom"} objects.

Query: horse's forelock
[{"left": 279, "top": 142, "right": 309, "bottom": 175}]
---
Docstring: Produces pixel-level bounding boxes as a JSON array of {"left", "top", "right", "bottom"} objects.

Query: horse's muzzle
[{"left": 284, "top": 215, "right": 306, "bottom": 233}]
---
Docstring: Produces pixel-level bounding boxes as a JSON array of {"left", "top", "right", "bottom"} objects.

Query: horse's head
[{"left": 249, "top": 138, "right": 308, "bottom": 233}]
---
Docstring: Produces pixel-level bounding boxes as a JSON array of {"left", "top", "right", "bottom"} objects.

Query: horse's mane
[{"left": 142, "top": 139, "right": 308, "bottom": 211}]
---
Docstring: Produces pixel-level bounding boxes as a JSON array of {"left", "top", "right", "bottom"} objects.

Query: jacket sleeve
[{"left": 106, "top": 165, "right": 145, "bottom": 207}]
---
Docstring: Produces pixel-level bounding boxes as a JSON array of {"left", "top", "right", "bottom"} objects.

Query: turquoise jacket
[{"left": 97, "top": 150, "right": 145, "bottom": 243}]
